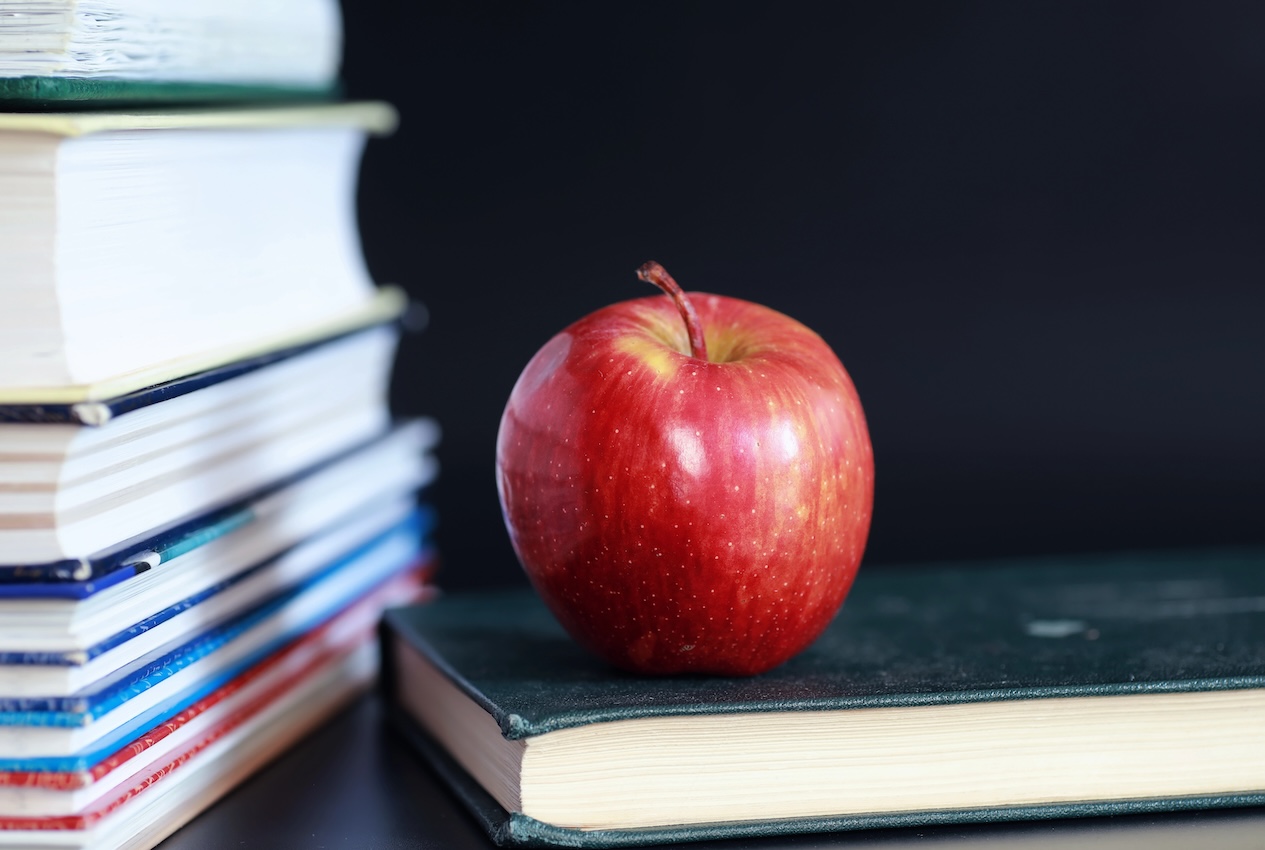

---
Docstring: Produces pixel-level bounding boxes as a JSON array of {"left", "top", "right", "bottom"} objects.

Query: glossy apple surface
[{"left": 496, "top": 263, "right": 873, "bottom": 675}]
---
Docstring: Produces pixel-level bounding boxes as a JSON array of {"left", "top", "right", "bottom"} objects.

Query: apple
[{"left": 495, "top": 262, "right": 873, "bottom": 675}]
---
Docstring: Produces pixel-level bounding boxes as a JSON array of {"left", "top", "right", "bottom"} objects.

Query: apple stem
[{"left": 636, "top": 261, "right": 710, "bottom": 362}]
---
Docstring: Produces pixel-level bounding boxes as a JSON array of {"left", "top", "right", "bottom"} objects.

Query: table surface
[{"left": 155, "top": 692, "right": 1265, "bottom": 850}]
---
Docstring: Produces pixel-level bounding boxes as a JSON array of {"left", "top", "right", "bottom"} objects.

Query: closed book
[
  {"left": 0, "top": 0, "right": 343, "bottom": 107},
  {"left": 382, "top": 549, "right": 1265, "bottom": 848},
  {"left": 0, "top": 317, "right": 409, "bottom": 426},
  {"left": 0, "top": 102, "right": 398, "bottom": 400},
  {"left": 0, "top": 419, "right": 437, "bottom": 592},
  {"left": 0, "top": 330, "right": 426, "bottom": 567}
]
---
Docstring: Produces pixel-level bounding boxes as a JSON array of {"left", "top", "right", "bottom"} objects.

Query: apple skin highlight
[{"left": 496, "top": 267, "right": 874, "bottom": 676}]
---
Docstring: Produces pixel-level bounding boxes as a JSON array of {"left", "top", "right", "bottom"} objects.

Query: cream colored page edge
[
  {"left": 519, "top": 688, "right": 1265, "bottom": 830},
  {"left": 0, "top": 287, "right": 407, "bottom": 405},
  {"left": 0, "top": 101, "right": 398, "bottom": 137}
]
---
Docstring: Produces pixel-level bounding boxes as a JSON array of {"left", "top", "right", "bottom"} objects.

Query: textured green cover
[
  {"left": 0, "top": 76, "right": 339, "bottom": 110},
  {"left": 381, "top": 548, "right": 1265, "bottom": 846}
]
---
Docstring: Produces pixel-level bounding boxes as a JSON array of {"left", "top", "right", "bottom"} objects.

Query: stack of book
[{"left": 0, "top": 3, "right": 437, "bottom": 848}]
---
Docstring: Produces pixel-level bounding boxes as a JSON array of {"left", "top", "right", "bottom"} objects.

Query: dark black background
[{"left": 339, "top": 2, "right": 1265, "bottom": 590}]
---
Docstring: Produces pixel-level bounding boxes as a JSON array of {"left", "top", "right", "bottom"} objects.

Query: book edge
[
  {"left": 0, "top": 504, "right": 428, "bottom": 672},
  {"left": 385, "top": 703, "right": 522, "bottom": 846},
  {"left": 0, "top": 100, "right": 397, "bottom": 137},
  {"left": 0, "top": 287, "right": 407, "bottom": 406},
  {"left": 0, "top": 319, "right": 405, "bottom": 424},
  {"left": 387, "top": 704, "right": 1265, "bottom": 848},
  {"left": 0, "top": 76, "right": 340, "bottom": 107},
  {"left": 0, "top": 419, "right": 437, "bottom": 581},
  {"left": 502, "top": 795, "right": 1265, "bottom": 848},
  {"left": 0, "top": 514, "right": 426, "bottom": 724},
  {"left": 381, "top": 606, "right": 522, "bottom": 739}
]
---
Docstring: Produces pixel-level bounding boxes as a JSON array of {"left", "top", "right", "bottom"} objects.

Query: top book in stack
[{"left": 0, "top": 0, "right": 343, "bottom": 106}]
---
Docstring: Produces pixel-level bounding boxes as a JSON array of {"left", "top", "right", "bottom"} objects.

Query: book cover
[
  {"left": 0, "top": 101, "right": 397, "bottom": 139},
  {"left": 0, "top": 500, "right": 253, "bottom": 589},
  {"left": 382, "top": 548, "right": 1265, "bottom": 847},
  {"left": 0, "top": 77, "right": 339, "bottom": 111}
]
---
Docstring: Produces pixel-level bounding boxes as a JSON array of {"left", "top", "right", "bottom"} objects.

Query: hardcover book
[
  {"left": 0, "top": 305, "right": 408, "bottom": 424},
  {"left": 382, "top": 549, "right": 1265, "bottom": 848},
  {"left": 0, "top": 0, "right": 344, "bottom": 107},
  {"left": 0, "top": 102, "right": 399, "bottom": 399}
]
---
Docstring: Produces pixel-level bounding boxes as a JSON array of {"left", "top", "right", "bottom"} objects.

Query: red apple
[{"left": 496, "top": 262, "right": 873, "bottom": 675}]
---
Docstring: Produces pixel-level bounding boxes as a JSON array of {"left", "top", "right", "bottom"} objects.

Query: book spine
[
  {"left": 0, "top": 504, "right": 254, "bottom": 585},
  {"left": 0, "top": 404, "right": 88, "bottom": 424},
  {"left": 0, "top": 77, "right": 341, "bottom": 109},
  {"left": 0, "top": 768, "right": 92, "bottom": 791},
  {"left": 0, "top": 650, "right": 84, "bottom": 667},
  {"left": 0, "top": 561, "right": 99, "bottom": 583},
  {"left": 0, "top": 569, "right": 132, "bottom": 599},
  {"left": 0, "top": 322, "right": 395, "bottom": 429},
  {"left": 0, "top": 694, "right": 90, "bottom": 717}
]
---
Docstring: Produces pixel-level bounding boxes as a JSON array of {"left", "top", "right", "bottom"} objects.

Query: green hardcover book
[
  {"left": 0, "top": 0, "right": 343, "bottom": 109},
  {"left": 381, "top": 549, "right": 1265, "bottom": 848}
]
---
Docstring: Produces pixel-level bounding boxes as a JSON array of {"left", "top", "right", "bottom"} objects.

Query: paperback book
[
  {"left": 0, "top": 327, "right": 422, "bottom": 565},
  {"left": 0, "top": 572, "right": 431, "bottom": 849},
  {"left": 2, "top": 511, "right": 427, "bottom": 766},
  {"left": 0, "top": 420, "right": 436, "bottom": 598}
]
